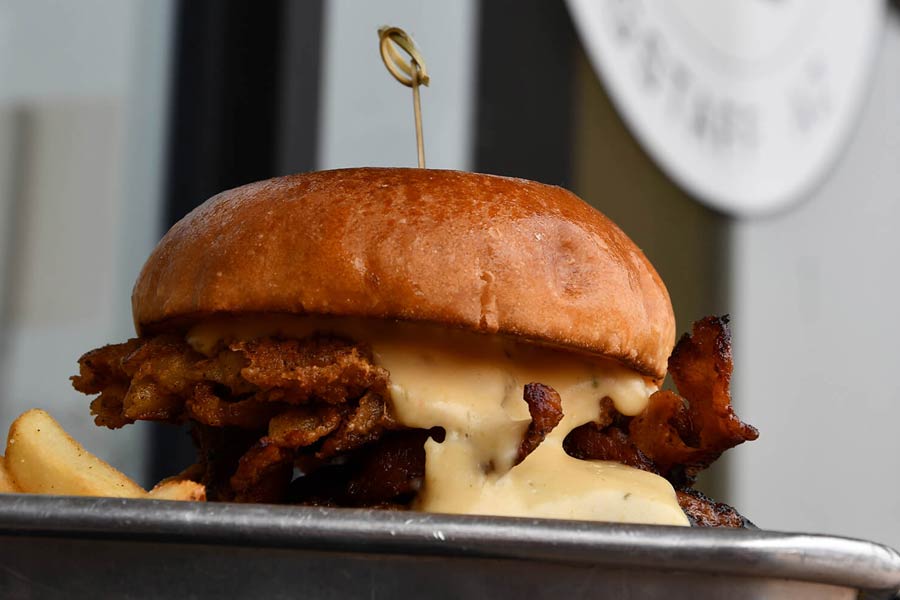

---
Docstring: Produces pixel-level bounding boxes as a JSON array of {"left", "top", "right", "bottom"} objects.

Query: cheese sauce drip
[{"left": 188, "top": 316, "right": 689, "bottom": 526}]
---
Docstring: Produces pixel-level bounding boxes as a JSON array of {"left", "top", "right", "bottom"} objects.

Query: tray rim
[{"left": 0, "top": 494, "right": 898, "bottom": 594}]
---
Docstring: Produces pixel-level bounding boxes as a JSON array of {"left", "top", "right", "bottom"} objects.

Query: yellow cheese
[{"left": 188, "top": 315, "right": 689, "bottom": 526}]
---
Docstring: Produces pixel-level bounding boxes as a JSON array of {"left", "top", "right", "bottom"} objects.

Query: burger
[{"left": 72, "top": 167, "right": 757, "bottom": 527}]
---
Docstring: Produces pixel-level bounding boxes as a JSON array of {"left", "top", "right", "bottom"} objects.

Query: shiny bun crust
[{"left": 133, "top": 168, "right": 675, "bottom": 378}]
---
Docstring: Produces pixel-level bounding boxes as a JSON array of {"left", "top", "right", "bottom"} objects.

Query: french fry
[
  {"left": 2, "top": 409, "right": 208, "bottom": 501},
  {"left": 148, "top": 479, "right": 207, "bottom": 502},
  {"left": 5, "top": 409, "right": 145, "bottom": 498},
  {"left": 0, "top": 456, "right": 21, "bottom": 493}
]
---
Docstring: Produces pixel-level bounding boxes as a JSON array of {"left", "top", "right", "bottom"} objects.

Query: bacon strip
[
  {"left": 564, "top": 424, "right": 658, "bottom": 473},
  {"left": 629, "top": 316, "right": 758, "bottom": 480},
  {"left": 676, "top": 488, "right": 751, "bottom": 528},
  {"left": 515, "top": 383, "right": 563, "bottom": 465}
]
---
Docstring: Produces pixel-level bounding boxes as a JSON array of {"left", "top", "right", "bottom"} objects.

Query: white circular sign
[{"left": 566, "top": 0, "right": 885, "bottom": 216}]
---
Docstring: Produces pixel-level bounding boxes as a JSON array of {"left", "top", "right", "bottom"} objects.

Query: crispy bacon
[
  {"left": 516, "top": 383, "right": 564, "bottom": 465},
  {"left": 564, "top": 424, "right": 658, "bottom": 473},
  {"left": 676, "top": 488, "right": 751, "bottom": 528},
  {"left": 629, "top": 316, "right": 758, "bottom": 481}
]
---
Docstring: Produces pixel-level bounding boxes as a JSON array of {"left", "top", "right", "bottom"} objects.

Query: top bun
[{"left": 133, "top": 168, "right": 675, "bottom": 378}]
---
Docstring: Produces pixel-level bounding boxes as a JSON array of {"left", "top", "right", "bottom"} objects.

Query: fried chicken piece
[
  {"left": 119, "top": 335, "right": 201, "bottom": 396},
  {"left": 123, "top": 379, "right": 183, "bottom": 423},
  {"left": 192, "top": 424, "right": 264, "bottom": 501},
  {"left": 89, "top": 384, "right": 131, "bottom": 429},
  {"left": 225, "top": 392, "right": 400, "bottom": 503},
  {"left": 195, "top": 349, "right": 255, "bottom": 396},
  {"left": 233, "top": 336, "right": 389, "bottom": 405},
  {"left": 75, "top": 340, "right": 145, "bottom": 429},
  {"left": 187, "top": 383, "right": 283, "bottom": 429},
  {"left": 317, "top": 391, "right": 397, "bottom": 458},
  {"left": 74, "top": 335, "right": 201, "bottom": 427},
  {"left": 71, "top": 338, "right": 142, "bottom": 393},
  {"left": 75, "top": 333, "right": 397, "bottom": 502},
  {"left": 290, "top": 429, "right": 434, "bottom": 507},
  {"left": 268, "top": 405, "right": 344, "bottom": 448},
  {"left": 230, "top": 440, "right": 293, "bottom": 503},
  {"left": 74, "top": 334, "right": 391, "bottom": 430}
]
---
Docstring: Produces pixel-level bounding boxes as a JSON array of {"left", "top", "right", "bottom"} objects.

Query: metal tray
[{"left": 0, "top": 495, "right": 897, "bottom": 599}]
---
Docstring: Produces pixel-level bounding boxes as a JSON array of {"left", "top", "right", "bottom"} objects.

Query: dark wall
[{"left": 474, "top": 0, "right": 578, "bottom": 188}]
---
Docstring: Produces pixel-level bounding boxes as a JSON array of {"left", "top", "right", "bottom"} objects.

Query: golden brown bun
[{"left": 133, "top": 168, "right": 675, "bottom": 378}]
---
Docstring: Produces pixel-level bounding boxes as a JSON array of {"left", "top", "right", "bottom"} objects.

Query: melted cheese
[{"left": 188, "top": 315, "right": 689, "bottom": 526}]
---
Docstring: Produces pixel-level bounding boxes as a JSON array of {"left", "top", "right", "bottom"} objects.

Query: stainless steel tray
[{"left": 0, "top": 494, "right": 897, "bottom": 599}]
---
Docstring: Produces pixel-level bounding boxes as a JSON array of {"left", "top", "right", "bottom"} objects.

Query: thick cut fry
[
  {"left": 5, "top": 409, "right": 145, "bottom": 498},
  {"left": 0, "top": 456, "right": 21, "bottom": 493},
  {"left": 148, "top": 479, "right": 206, "bottom": 501}
]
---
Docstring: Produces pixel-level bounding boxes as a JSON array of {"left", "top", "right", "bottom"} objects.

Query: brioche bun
[{"left": 133, "top": 168, "right": 674, "bottom": 378}]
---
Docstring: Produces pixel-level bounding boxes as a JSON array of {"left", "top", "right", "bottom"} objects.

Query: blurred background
[{"left": 0, "top": 0, "right": 898, "bottom": 547}]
